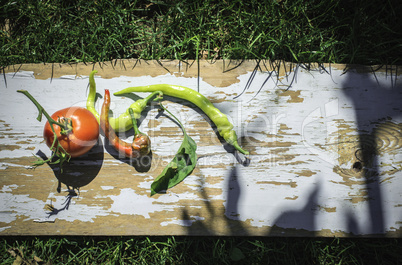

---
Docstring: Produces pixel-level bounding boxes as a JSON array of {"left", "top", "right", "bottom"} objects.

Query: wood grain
[{"left": 1, "top": 60, "right": 401, "bottom": 237}]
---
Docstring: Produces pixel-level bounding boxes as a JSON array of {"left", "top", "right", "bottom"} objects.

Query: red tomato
[{"left": 43, "top": 107, "right": 99, "bottom": 158}]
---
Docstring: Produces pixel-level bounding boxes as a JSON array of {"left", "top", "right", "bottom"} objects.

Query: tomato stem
[{"left": 17, "top": 90, "right": 71, "bottom": 170}]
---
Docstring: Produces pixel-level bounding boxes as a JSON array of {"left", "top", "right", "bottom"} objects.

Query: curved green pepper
[
  {"left": 86, "top": 70, "right": 161, "bottom": 132},
  {"left": 114, "top": 84, "right": 249, "bottom": 155}
]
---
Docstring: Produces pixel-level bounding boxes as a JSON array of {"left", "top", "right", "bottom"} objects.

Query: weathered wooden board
[{"left": 1, "top": 60, "right": 401, "bottom": 237}]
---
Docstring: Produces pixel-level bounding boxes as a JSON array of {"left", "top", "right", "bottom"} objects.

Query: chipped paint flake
[
  {"left": 0, "top": 61, "right": 401, "bottom": 236},
  {"left": 160, "top": 216, "right": 206, "bottom": 227}
]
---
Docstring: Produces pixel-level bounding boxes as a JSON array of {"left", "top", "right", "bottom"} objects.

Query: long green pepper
[
  {"left": 87, "top": 70, "right": 161, "bottom": 132},
  {"left": 114, "top": 84, "right": 249, "bottom": 155}
]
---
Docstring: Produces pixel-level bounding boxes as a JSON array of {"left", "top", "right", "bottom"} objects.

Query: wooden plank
[{"left": 1, "top": 60, "right": 401, "bottom": 237}]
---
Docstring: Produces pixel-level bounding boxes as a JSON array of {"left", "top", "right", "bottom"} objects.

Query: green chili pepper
[
  {"left": 86, "top": 70, "right": 162, "bottom": 132},
  {"left": 114, "top": 84, "right": 249, "bottom": 156},
  {"left": 87, "top": 70, "right": 100, "bottom": 122}
]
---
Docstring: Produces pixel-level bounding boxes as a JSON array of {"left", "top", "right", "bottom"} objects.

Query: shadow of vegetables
[
  {"left": 102, "top": 132, "right": 153, "bottom": 173},
  {"left": 101, "top": 93, "right": 155, "bottom": 172},
  {"left": 37, "top": 137, "right": 104, "bottom": 192},
  {"left": 45, "top": 188, "right": 78, "bottom": 218},
  {"left": 34, "top": 138, "right": 105, "bottom": 217}
]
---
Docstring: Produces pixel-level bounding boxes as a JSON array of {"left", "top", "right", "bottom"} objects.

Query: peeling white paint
[
  {"left": 0, "top": 192, "right": 45, "bottom": 223},
  {"left": 160, "top": 216, "right": 205, "bottom": 227},
  {"left": 40, "top": 194, "right": 109, "bottom": 223},
  {"left": 0, "top": 226, "right": 12, "bottom": 232},
  {"left": 101, "top": 186, "right": 115, "bottom": 190},
  {"left": 1, "top": 184, "right": 18, "bottom": 192},
  {"left": 59, "top": 75, "right": 81, "bottom": 80},
  {"left": 0, "top": 65, "right": 401, "bottom": 235},
  {"left": 108, "top": 188, "right": 200, "bottom": 218}
]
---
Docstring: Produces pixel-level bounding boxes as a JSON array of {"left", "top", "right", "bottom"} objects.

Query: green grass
[
  {"left": 1, "top": 236, "right": 401, "bottom": 264},
  {"left": 1, "top": 0, "right": 402, "bottom": 67},
  {"left": 1, "top": 0, "right": 402, "bottom": 264}
]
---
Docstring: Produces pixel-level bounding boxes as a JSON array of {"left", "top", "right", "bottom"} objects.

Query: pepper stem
[
  {"left": 128, "top": 108, "right": 141, "bottom": 136},
  {"left": 144, "top": 91, "right": 163, "bottom": 103},
  {"left": 17, "top": 90, "right": 71, "bottom": 170},
  {"left": 158, "top": 100, "right": 187, "bottom": 136},
  {"left": 127, "top": 91, "right": 163, "bottom": 134}
]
